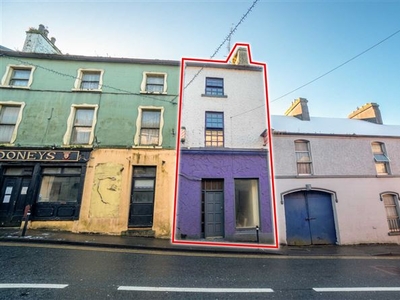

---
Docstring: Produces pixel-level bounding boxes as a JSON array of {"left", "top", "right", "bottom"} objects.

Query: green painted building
[{"left": 0, "top": 49, "right": 180, "bottom": 237}]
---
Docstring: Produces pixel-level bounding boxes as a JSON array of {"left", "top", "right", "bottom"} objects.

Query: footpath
[{"left": 1, "top": 228, "right": 400, "bottom": 257}]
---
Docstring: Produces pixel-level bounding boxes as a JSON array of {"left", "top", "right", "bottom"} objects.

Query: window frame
[
  {"left": 73, "top": 69, "right": 104, "bottom": 92},
  {"left": 380, "top": 192, "right": 400, "bottom": 235},
  {"left": 204, "top": 77, "right": 224, "bottom": 96},
  {"left": 371, "top": 142, "right": 391, "bottom": 175},
  {"left": 205, "top": 111, "right": 224, "bottom": 147},
  {"left": 140, "top": 72, "right": 168, "bottom": 94},
  {"left": 1, "top": 65, "right": 35, "bottom": 88},
  {"left": 134, "top": 106, "right": 164, "bottom": 147},
  {"left": 0, "top": 102, "right": 25, "bottom": 144},
  {"left": 294, "top": 140, "right": 313, "bottom": 175},
  {"left": 63, "top": 104, "right": 98, "bottom": 146},
  {"left": 234, "top": 178, "right": 261, "bottom": 229}
]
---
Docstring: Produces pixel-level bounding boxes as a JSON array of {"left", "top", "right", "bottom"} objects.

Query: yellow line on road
[{"left": 1, "top": 242, "right": 399, "bottom": 260}]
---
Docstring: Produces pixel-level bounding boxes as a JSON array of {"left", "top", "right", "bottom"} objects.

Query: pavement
[{"left": 1, "top": 227, "right": 400, "bottom": 257}]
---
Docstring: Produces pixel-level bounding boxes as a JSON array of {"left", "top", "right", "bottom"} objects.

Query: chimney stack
[
  {"left": 348, "top": 103, "right": 383, "bottom": 124},
  {"left": 231, "top": 47, "right": 249, "bottom": 65},
  {"left": 285, "top": 98, "right": 310, "bottom": 121}
]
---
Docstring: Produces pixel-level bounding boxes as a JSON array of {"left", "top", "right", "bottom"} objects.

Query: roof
[
  {"left": 271, "top": 115, "right": 400, "bottom": 137},
  {"left": 0, "top": 45, "right": 13, "bottom": 51},
  {"left": 0, "top": 50, "right": 180, "bottom": 66}
]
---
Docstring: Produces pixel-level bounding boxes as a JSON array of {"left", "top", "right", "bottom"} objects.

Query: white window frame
[
  {"left": 371, "top": 142, "right": 391, "bottom": 175},
  {"left": 1, "top": 65, "right": 35, "bottom": 89},
  {"left": 381, "top": 193, "right": 400, "bottom": 235},
  {"left": 63, "top": 104, "right": 98, "bottom": 146},
  {"left": 0, "top": 101, "right": 25, "bottom": 144},
  {"left": 140, "top": 72, "right": 167, "bottom": 94},
  {"left": 134, "top": 106, "right": 164, "bottom": 148},
  {"left": 73, "top": 69, "right": 104, "bottom": 92}
]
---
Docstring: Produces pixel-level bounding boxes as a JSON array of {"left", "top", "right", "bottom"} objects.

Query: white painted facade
[
  {"left": 181, "top": 63, "right": 267, "bottom": 149},
  {"left": 272, "top": 114, "right": 400, "bottom": 245}
]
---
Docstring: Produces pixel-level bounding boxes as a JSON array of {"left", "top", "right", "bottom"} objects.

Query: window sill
[
  {"left": 0, "top": 85, "right": 31, "bottom": 89},
  {"left": 140, "top": 91, "right": 167, "bottom": 95},
  {"left": 388, "top": 231, "right": 400, "bottom": 236},
  {"left": 133, "top": 145, "right": 162, "bottom": 149},
  {"left": 62, "top": 144, "right": 93, "bottom": 148},
  {"left": 71, "top": 88, "right": 102, "bottom": 93},
  {"left": 201, "top": 94, "right": 227, "bottom": 98}
]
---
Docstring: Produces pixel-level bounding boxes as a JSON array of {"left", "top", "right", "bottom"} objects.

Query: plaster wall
[
  {"left": 275, "top": 177, "right": 400, "bottom": 245},
  {"left": 272, "top": 135, "right": 400, "bottom": 176},
  {"left": 181, "top": 66, "right": 267, "bottom": 149},
  {"left": 177, "top": 151, "right": 273, "bottom": 242},
  {"left": 23, "top": 33, "right": 60, "bottom": 54},
  {"left": 77, "top": 148, "right": 176, "bottom": 238}
]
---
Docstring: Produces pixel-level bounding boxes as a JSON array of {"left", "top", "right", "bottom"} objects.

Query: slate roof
[{"left": 271, "top": 115, "right": 400, "bottom": 137}]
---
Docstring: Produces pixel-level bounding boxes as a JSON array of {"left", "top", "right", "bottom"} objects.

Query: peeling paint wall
[{"left": 77, "top": 149, "right": 176, "bottom": 237}]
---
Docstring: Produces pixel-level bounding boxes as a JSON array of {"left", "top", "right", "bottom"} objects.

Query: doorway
[
  {"left": 284, "top": 190, "right": 336, "bottom": 245},
  {"left": 0, "top": 167, "right": 33, "bottom": 227},
  {"left": 202, "top": 180, "right": 224, "bottom": 238}
]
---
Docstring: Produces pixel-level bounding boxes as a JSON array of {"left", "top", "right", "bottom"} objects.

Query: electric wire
[
  {"left": 1, "top": 54, "right": 179, "bottom": 105},
  {"left": 230, "top": 28, "right": 400, "bottom": 119},
  {"left": 271, "top": 28, "right": 400, "bottom": 103},
  {"left": 182, "top": 0, "right": 259, "bottom": 91}
]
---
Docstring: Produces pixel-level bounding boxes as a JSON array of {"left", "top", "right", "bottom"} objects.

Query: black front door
[
  {"left": 0, "top": 177, "right": 31, "bottom": 227},
  {"left": 129, "top": 166, "right": 156, "bottom": 227}
]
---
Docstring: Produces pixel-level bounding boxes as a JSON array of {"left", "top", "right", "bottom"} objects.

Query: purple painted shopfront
[{"left": 176, "top": 148, "right": 273, "bottom": 243}]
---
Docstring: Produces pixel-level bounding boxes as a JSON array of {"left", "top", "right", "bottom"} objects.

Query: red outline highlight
[{"left": 172, "top": 43, "right": 278, "bottom": 250}]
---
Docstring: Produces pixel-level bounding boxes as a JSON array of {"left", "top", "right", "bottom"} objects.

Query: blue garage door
[{"left": 285, "top": 191, "right": 336, "bottom": 245}]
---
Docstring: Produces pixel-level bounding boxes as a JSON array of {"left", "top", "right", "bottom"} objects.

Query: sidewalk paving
[{"left": 1, "top": 228, "right": 400, "bottom": 257}]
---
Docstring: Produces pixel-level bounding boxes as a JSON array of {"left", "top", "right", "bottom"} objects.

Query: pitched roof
[{"left": 271, "top": 115, "right": 400, "bottom": 137}]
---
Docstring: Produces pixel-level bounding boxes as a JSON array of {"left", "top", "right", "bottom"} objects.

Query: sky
[{"left": 1, "top": 0, "right": 400, "bottom": 125}]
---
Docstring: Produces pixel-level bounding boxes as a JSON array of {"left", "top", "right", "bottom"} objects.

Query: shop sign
[{"left": 0, "top": 150, "right": 80, "bottom": 162}]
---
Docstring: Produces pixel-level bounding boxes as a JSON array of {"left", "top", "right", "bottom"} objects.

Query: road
[{"left": 1, "top": 242, "right": 400, "bottom": 299}]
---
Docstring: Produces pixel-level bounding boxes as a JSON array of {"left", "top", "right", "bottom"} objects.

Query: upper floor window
[
  {"left": 205, "top": 77, "right": 224, "bottom": 96},
  {"left": 381, "top": 193, "right": 400, "bottom": 234},
  {"left": 371, "top": 142, "right": 390, "bottom": 175},
  {"left": 73, "top": 69, "right": 103, "bottom": 91},
  {"left": 140, "top": 72, "right": 167, "bottom": 94},
  {"left": 205, "top": 111, "right": 224, "bottom": 147},
  {"left": 295, "top": 140, "right": 312, "bottom": 175},
  {"left": 134, "top": 106, "right": 164, "bottom": 147},
  {"left": 0, "top": 103, "right": 24, "bottom": 144},
  {"left": 1, "top": 65, "right": 35, "bottom": 88},
  {"left": 63, "top": 105, "right": 98, "bottom": 146}
]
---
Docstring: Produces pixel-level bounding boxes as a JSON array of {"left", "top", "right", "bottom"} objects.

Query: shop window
[
  {"left": 64, "top": 105, "right": 98, "bottom": 146},
  {"left": 0, "top": 104, "right": 24, "bottom": 144},
  {"left": 381, "top": 193, "right": 400, "bottom": 234},
  {"left": 140, "top": 72, "right": 167, "bottom": 94},
  {"left": 205, "top": 111, "right": 224, "bottom": 147},
  {"left": 372, "top": 142, "right": 390, "bottom": 175},
  {"left": 134, "top": 106, "right": 164, "bottom": 147},
  {"left": 1, "top": 65, "right": 35, "bottom": 88},
  {"left": 235, "top": 179, "right": 260, "bottom": 228},
  {"left": 295, "top": 140, "right": 312, "bottom": 175},
  {"left": 205, "top": 77, "right": 224, "bottom": 96},
  {"left": 38, "top": 167, "right": 81, "bottom": 203},
  {"left": 73, "top": 69, "right": 103, "bottom": 91}
]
